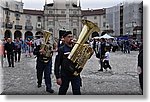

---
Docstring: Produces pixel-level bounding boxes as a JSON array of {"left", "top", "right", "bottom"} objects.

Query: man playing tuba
[
  {"left": 33, "top": 31, "right": 54, "bottom": 93},
  {"left": 54, "top": 20, "right": 99, "bottom": 95},
  {"left": 54, "top": 31, "right": 82, "bottom": 95}
]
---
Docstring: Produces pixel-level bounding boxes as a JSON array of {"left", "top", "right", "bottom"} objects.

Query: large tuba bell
[
  {"left": 68, "top": 20, "right": 100, "bottom": 76},
  {"left": 40, "top": 30, "right": 53, "bottom": 63}
]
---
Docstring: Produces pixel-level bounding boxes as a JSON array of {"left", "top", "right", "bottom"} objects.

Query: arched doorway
[
  {"left": 92, "top": 31, "right": 99, "bottom": 38},
  {"left": 73, "top": 28, "right": 77, "bottom": 38},
  {"left": 14, "top": 30, "right": 22, "bottom": 39},
  {"left": 101, "top": 31, "right": 107, "bottom": 36},
  {"left": 24, "top": 31, "right": 33, "bottom": 40},
  {"left": 4, "top": 30, "right": 12, "bottom": 39},
  {"left": 35, "top": 31, "right": 43, "bottom": 39}
]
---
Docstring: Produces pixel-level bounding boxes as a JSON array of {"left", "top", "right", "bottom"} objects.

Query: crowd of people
[
  {"left": 90, "top": 37, "right": 143, "bottom": 93},
  {"left": 1, "top": 37, "right": 34, "bottom": 67}
]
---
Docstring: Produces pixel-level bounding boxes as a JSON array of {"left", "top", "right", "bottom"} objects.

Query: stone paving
[{"left": 0, "top": 51, "right": 142, "bottom": 95}]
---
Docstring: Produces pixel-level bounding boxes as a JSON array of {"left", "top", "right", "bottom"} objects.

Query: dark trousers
[
  {"left": 103, "top": 60, "right": 111, "bottom": 70},
  {"left": 36, "top": 59, "right": 52, "bottom": 90},
  {"left": 139, "top": 73, "right": 143, "bottom": 93},
  {"left": 7, "top": 52, "right": 14, "bottom": 67},
  {"left": 99, "top": 54, "right": 105, "bottom": 71},
  {"left": 59, "top": 75, "right": 81, "bottom": 95},
  {"left": 14, "top": 50, "right": 21, "bottom": 62}
]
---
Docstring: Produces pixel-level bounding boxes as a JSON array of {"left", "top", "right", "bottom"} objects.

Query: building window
[
  {"left": 5, "top": 11, "right": 10, "bottom": 15},
  {"left": 37, "top": 16, "right": 41, "bottom": 22},
  {"left": 94, "top": 16, "right": 97, "bottom": 19},
  {"left": 49, "top": 10, "right": 53, "bottom": 14},
  {"left": 25, "top": 21, "right": 32, "bottom": 26},
  {"left": 61, "top": 10, "right": 65, "bottom": 14},
  {"left": 66, "top": 4, "right": 70, "bottom": 7},
  {"left": 49, "top": 28, "right": 53, "bottom": 32},
  {"left": 6, "top": 2, "right": 9, "bottom": 7},
  {"left": 16, "top": 20, "right": 19, "bottom": 24},
  {"left": 84, "top": 17, "right": 87, "bottom": 20},
  {"left": 15, "top": 13, "right": 20, "bottom": 20},
  {"left": 73, "top": 22, "right": 77, "bottom": 26},
  {"left": 103, "top": 15, "right": 106, "bottom": 18},
  {"left": 103, "top": 22, "right": 106, "bottom": 27},
  {"left": 15, "top": 13, "right": 20, "bottom": 17},
  {"left": 48, "top": 21, "right": 53, "bottom": 25},
  {"left": 73, "top": 29, "right": 77, "bottom": 35},
  {"left": 73, "top": 11, "right": 77, "bottom": 14},
  {"left": 15, "top": 4, "right": 19, "bottom": 10},
  {"left": 26, "top": 15, "right": 31, "bottom": 20}
]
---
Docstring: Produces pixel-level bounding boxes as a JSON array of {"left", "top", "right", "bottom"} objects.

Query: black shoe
[
  {"left": 8, "top": 65, "right": 11, "bottom": 67},
  {"left": 12, "top": 66, "right": 14, "bottom": 67},
  {"left": 46, "top": 89, "right": 54, "bottom": 93},
  {"left": 37, "top": 84, "right": 41, "bottom": 88}
]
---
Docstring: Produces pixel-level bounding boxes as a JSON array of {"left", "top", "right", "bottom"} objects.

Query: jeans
[{"left": 14, "top": 50, "right": 21, "bottom": 62}]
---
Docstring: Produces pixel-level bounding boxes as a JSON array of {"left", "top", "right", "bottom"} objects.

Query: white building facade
[
  {"left": 44, "top": 0, "right": 82, "bottom": 39},
  {"left": 82, "top": 9, "right": 107, "bottom": 37},
  {"left": 106, "top": 1, "right": 143, "bottom": 41},
  {"left": 1, "top": 0, "right": 143, "bottom": 42},
  {"left": 106, "top": 4, "right": 121, "bottom": 37},
  {"left": 1, "top": 0, "right": 45, "bottom": 40},
  {"left": 123, "top": 1, "right": 143, "bottom": 41}
]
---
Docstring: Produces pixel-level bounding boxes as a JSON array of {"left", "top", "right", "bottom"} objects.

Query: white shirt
[{"left": 104, "top": 51, "right": 110, "bottom": 61}]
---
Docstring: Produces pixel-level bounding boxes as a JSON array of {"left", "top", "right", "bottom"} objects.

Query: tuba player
[
  {"left": 54, "top": 31, "right": 82, "bottom": 95},
  {"left": 33, "top": 33, "right": 54, "bottom": 93}
]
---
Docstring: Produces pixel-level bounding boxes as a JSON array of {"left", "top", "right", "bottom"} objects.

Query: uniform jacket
[
  {"left": 54, "top": 44, "right": 76, "bottom": 79},
  {"left": 33, "top": 44, "right": 52, "bottom": 63}
]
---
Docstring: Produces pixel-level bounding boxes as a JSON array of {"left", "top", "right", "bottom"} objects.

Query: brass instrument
[
  {"left": 40, "top": 30, "right": 52, "bottom": 63},
  {"left": 68, "top": 20, "right": 100, "bottom": 76}
]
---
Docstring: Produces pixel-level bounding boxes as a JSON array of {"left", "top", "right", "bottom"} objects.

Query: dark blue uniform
[
  {"left": 138, "top": 49, "right": 143, "bottom": 93},
  {"left": 54, "top": 44, "right": 81, "bottom": 95},
  {"left": 33, "top": 45, "right": 53, "bottom": 93}
]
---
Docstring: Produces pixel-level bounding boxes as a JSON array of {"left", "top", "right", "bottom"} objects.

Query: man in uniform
[
  {"left": 137, "top": 43, "right": 143, "bottom": 94},
  {"left": 33, "top": 36, "right": 54, "bottom": 93},
  {"left": 54, "top": 31, "right": 81, "bottom": 95}
]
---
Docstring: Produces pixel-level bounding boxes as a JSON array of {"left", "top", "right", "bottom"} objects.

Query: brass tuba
[
  {"left": 68, "top": 20, "right": 100, "bottom": 76},
  {"left": 40, "top": 30, "right": 53, "bottom": 63}
]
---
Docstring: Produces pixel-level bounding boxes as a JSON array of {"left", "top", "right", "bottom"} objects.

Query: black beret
[{"left": 63, "top": 31, "right": 72, "bottom": 37}]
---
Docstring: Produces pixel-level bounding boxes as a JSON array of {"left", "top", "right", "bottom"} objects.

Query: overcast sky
[{"left": 21, "top": 0, "right": 142, "bottom": 10}]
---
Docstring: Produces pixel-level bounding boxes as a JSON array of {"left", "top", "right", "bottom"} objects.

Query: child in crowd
[{"left": 103, "top": 47, "right": 112, "bottom": 71}]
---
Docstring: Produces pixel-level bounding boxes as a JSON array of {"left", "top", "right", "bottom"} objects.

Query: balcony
[
  {"left": 15, "top": 25, "right": 22, "bottom": 30},
  {"left": 5, "top": 23, "right": 13, "bottom": 29},
  {"left": 25, "top": 26, "right": 33, "bottom": 30}
]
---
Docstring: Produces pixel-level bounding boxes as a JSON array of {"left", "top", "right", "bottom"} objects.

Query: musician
[
  {"left": 33, "top": 38, "right": 54, "bottom": 93},
  {"left": 54, "top": 31, "right": 82, "bottom": 95}
]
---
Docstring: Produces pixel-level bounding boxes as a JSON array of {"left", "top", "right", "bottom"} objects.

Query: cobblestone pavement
[{"left": 0, "top": 51, "right": 142, "bottom": 95}]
